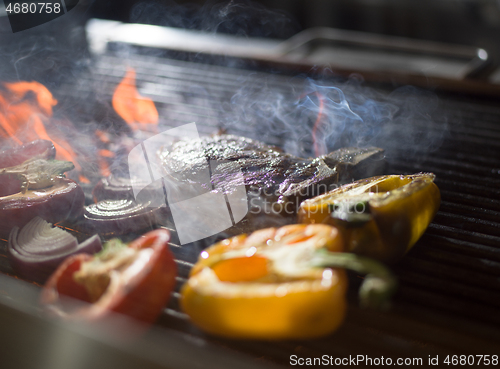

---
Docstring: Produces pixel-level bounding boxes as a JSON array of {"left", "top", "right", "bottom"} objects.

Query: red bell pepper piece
[{"left": 40, "top": 229, "right": 177, "bottom": 326}]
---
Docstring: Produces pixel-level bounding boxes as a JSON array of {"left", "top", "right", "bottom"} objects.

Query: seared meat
[{"left": 158, "top": 134, "right": 385, "bottom": 234}]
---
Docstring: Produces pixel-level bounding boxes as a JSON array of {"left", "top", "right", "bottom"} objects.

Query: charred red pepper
[{"left": 40, "top": 229, "right": 177, "bottom": 326}]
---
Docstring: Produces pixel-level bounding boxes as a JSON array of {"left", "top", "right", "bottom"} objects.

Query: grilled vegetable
[
  {"left": 92, "top": 175, "right": 137, "bottom": 202},
  {"left": 0, "top": 157, "right": 75, "bottom": 193},
  {"left": 82, "top": 199, "right": 168, "bottom": 236},
  {"left": 158, "top": 134, "right": 385, "bottom": 235},
  {"left": 8, "top": 217, "right": 102, "bottom": 283},
  {"left": 0, "top": 158, "right": 84, "bottom": 238},
  {"left": 0, "top": 139, "right": 55, "bottom": 168},
  {"left": 40, "top": 229, "right": 177, "bottom": 326},
  {"left": 298, "top": 173, "right": 441, "bottom": 263},
  {"left": 92, "top": 174, "right": 164, "bottom": 203},
  {"left": 181, "top": 224, "right": 396, "bottom": 340}
]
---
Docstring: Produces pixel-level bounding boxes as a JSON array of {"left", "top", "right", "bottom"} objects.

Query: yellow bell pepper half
[
  {"left": 298, "top": 173, "right": 441, "bottom": 263},
  {"left": 181, "top": 224, "right": 396, "bottom": 340}
]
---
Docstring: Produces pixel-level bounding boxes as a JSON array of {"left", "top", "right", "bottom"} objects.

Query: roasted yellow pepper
[
  {"left": 181, "top": 224, "right": 396, "bottom": 340},
  {"left": 298, "top": 173, "right": 441, "bottom": 263}
]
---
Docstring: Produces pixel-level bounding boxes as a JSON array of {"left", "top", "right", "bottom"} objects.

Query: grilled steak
[{"left": 158, "top": 134, "right": 385, "bottom": 234}]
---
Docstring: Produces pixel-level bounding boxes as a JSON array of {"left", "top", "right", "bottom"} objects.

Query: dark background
[
  {"left": 89, "top": 0, "right": 500, "bottom": 63},
  {"left": 2, "top": 0, "right": 499, "bottom": 87}
]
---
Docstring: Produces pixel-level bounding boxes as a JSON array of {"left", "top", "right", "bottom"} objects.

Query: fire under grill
[{"left": 1, "top": 29, "right": 500, "bottom": 368}]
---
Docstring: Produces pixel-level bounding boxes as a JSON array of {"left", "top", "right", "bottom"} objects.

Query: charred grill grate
[{"left": 2, "top": 46, "right": 500, "bottom": 365}]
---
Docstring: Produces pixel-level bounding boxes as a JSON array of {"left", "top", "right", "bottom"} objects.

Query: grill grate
[{"left": 3, "top": 45, "right": 500, "bottom": 366}]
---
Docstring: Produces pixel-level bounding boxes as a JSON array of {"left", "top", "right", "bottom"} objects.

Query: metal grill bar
[
  {"left": 94, "top": 49, "right": 500, "bottom": 361},
  {"left": 2, "top": 44, "right": 500, "bottom": 367},
  {"left": 53, "top": 49, "right": 500, "bottom": 360}
]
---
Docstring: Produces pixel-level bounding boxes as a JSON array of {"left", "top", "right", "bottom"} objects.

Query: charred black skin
[{"left": 158, "top": 134, "right": 385, "bottom": 234}]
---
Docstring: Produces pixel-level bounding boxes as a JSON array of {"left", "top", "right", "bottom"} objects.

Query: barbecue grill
[{"left": 1, "top": 17, "right": 500, "bottom": 369}]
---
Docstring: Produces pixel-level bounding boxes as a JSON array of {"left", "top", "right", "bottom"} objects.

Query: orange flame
[
  {"left": 98, "top": 155, "right": 111, "bottom": 177},
  {"left": 300, "top": 91, "right": 327, "bottom": 157},
  {"left": 94, "top": 132, "right": 115, "bottom": 178},
  {"left": 311, "top": 92, "right": 326, "bottom": 157},
  {"left": 95, "top": 129, "right": 111, "bottom": 144},
  {"left": 79, "top": 175, "right": 90, "bottom": 184},
  {"left": 0, "top": 81, "right": 81, "bottom": 171},
  {"left": 98, "top": 149, "right": 113, "bottom": 176},
  {"left": 112, "top": 67, "right": 159, "bottom": 132}
]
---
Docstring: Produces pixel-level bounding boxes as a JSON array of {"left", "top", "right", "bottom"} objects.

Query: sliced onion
[
  {"left": 82, "top": 199, "right": 168, "bottom": 236},
  {"left": 8, "top": 217, "right": 102, "bottom": 283},
  {"left": 0, "top": 140, "right": 55, "bottom": 168},
  {"left": 0, "top": 178, "right": 85, "bottom": 238},
  {"left": 92, "top": 174, "right": 164, "bottom": 203}
]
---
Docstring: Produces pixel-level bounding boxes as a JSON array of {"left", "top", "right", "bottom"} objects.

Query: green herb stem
[{"left": 311, "top": 249, "right": 397, "bottom": 309}]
